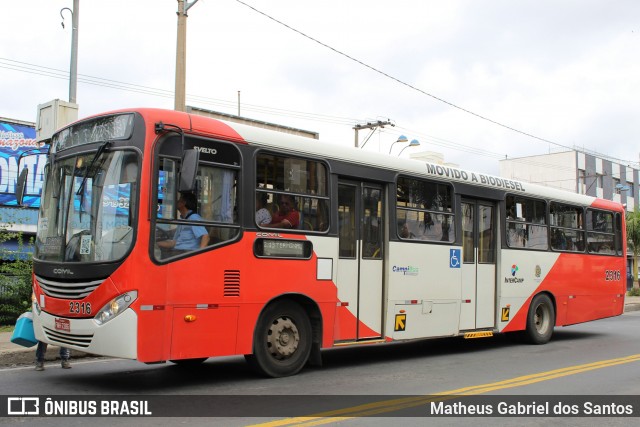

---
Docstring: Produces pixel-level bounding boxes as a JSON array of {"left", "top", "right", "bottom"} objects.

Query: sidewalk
[{"left": 1, "top": 297, "right": 639, "bottom": 368}]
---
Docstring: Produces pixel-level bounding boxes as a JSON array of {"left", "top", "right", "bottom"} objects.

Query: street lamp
[
  {"left": 60, "top": 0, "right": 79, "bottom": 104},
  {"left": 397, "top": 139, "right": 421, "bottom": 156},
  {"left": 615, "top": 183, "right": 630, "bottom": 193},
  {"left": 388, "top": 135, "right": 409, "bottom": 154}
]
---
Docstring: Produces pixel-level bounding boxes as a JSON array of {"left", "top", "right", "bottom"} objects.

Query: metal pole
[
  {"left": 174, "top": 0, "right": 199, "bottom": 112},
  {"left": 174, "top": 0, "right": 187, "bottom": 111},
  {"left": 69, "top": 0, "right": 79, "bottom": 104},
  {"left": 353, "top": 120, "right": 393, "bottom": 149}
]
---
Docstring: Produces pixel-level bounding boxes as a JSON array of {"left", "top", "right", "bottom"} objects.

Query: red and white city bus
[{"left": 25, "top": 108, "right": 627, "bottom": 377}]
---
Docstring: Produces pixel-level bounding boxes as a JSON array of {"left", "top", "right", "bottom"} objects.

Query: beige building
[{"left": 500, "top": 151, "right": 638, "bottom": 212}]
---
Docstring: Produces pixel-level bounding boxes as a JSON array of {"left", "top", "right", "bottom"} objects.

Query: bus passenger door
[
  {"left": 460, "top": 200, "right": 497, "bottom": 330},
  {"left": 335, "top": 181, "right": 384, "bottom": 341}
]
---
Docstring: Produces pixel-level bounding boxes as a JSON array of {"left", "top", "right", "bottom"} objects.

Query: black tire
[
  {"left": 247, "top": 301, "right": 312, "bottom": 378},
  {"left": 523, "top": 294, "right": 555, "bottom": 344}
]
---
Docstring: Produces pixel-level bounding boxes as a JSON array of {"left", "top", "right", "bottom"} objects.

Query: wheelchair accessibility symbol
[{"left": 450, "top": 249, "right": 461, "bottom": 268}]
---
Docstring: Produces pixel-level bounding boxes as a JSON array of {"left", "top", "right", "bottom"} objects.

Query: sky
[{"left": 1, "top": 0, "right": 639, "bottom": 176}]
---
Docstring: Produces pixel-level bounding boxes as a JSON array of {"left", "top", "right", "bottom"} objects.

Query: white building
[{"left": 500, "top": 151, "right": 638, "bottom": 212}]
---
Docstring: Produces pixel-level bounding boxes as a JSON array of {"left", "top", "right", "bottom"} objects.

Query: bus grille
[
  {"left": 43, "top": 326, "right": 93, "bottom": 349},
  {"left": 36, "top": 276, "right": 104, "bottom": 300},
  {"left": 224, "top": 270, "right": 240, "bottom": 297}
]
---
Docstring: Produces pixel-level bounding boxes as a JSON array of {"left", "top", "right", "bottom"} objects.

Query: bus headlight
[
  {"left": 32, "top": 292, "right": 41, "bottom": 314},
  {"left": 94, "top": 291, "right": 137, "bottom": 326}
]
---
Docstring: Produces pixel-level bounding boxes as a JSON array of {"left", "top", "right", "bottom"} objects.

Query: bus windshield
[{"left": 35, "top": 150, "right": 138, "bottom": 263}]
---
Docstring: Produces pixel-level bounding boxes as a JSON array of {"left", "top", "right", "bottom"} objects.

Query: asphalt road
[{"left": 1, "top": 311, "right": 640, "bottom": 427}]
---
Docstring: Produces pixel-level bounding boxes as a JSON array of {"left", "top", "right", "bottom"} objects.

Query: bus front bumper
[{"left": 32, "top": 306, "right": 138, "bottom": 360}]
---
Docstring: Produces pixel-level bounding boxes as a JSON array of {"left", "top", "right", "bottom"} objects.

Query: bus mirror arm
[
  {"left": 155, "top": 121, "right": 198, "bottom": 192},
  {"left": 15, "top": 146, "right": 47, "bottom": 206}
]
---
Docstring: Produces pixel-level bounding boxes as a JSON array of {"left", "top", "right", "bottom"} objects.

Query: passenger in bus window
[
  {"left": 263, "top": 194, "right": 300, "bottom": 229},
  {"left": 399, "top": 221, "right": 411, "bottom": 238},
  {"left": 255, "top": 193, "right": 272, "bottom": 226},
  {"left": 552, "top": 229, "right": 567, "bottom": 250},
  {"left": 157, "top": 192, "right": 210, "bottom": 253}
]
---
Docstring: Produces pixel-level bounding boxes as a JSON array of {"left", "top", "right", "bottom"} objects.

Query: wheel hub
[{"left": 267, "top": 316, "right": 300, "bottom": 360}]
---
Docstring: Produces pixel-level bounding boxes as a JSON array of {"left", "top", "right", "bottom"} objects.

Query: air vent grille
[{"left": 223, "top": 270, "right": 240, "bottom": 297}]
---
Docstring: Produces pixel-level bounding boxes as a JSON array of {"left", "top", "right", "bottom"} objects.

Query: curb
[
  {"left": 2, "top": 303, "right": 639, "bottom": 369},
  {"left": 0, "top": 344, "right": 92, "bottom": 369}
]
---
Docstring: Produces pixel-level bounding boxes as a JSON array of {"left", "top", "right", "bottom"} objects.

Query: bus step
[
  {"left": 463, "top": 331, "right": 494, "bottom": 339},
  {"left": 333, "top": 338, "right": 387, "bottom": 347}
]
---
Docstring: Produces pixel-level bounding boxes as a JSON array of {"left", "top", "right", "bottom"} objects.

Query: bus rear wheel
[
  {"left": 246, "top": 300, "right": 312, "bottom": 378},
  {"left": 524, "top": 294, "right": 555, "bottom": 344}
]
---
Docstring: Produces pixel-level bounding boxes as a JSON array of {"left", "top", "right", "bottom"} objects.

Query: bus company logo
[
  {"left": 511, "top": 264, "right": 519, "bottom": 276},
  {"left": 392, "top": 265, "right": 419, "bottom": 276},
  {"left": 193, "top": 146, "right": 217, "bottom": 155},
  {"left": 504, "top": 264, "right": 524, "bottom": 284},
  {"left": 535, "top": 265, "right": 542, "bottom": 278},
  {"left": 7, "top": 397, "right": 40, "bottom": 415},
  {"left": 256, "top": 232, "right": 282, "bottom": 238}
]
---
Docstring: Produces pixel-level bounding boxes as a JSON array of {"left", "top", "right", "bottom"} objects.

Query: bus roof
[{"left": 129, "top": 108, "right": 621, "bottom": 210}]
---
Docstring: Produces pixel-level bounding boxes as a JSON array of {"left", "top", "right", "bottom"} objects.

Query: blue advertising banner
[{"left": 0, "top": 120, "right": 47, "bottom": 208}]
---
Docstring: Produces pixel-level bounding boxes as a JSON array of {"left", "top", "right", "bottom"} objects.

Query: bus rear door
[
  {"left": 460, "top": 199, "right": 497, "bottom": 330},
  {"left": 335, "top": 181, "right": 384, "bottom": 341}
]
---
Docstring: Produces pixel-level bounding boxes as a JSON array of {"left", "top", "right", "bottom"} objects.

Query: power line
[
  {"left": 0, "top": 58, "right": 357, "bottom": 126},
  {"left": 232, "top": 0, "right": 588, "bottom": 152},
  {"left": 1, "top": 58, "right": 636, "bottom": 170}
]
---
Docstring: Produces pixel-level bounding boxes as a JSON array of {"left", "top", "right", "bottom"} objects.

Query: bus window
[
  {"left": 154, "top": 156, "right": 239, "bottom": 260},
  {"left": 586, "top": 209, "right": 616, "bottom": 255},
  {"left": 362, "top": 187, "right": 382, "bottom": 259},
  {"left": 396, "top": 177, "right": 455, "bottom": 242},
  {"left": 505, "top": 195, "right": 548, "bottom": 250},
  {"left": 550, "top": 202, "right": 584, "bottom": 252},
  {"left": 478, "top": 204, "right": 495, "bottom": 263},
  {"left": 615, "top": 213, "right": 623, "bottom": 255},
  {"left": 256, "top": 154, "right": 329, "bottom": 232},
  {"left": 338, "top": 185, "right": 357, "bottom": 258}
]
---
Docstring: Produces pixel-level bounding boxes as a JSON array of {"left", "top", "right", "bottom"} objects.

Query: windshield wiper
[
  {"left": 76, "top": 140, "right": 110, "bottom": 197},
  {"left": 76, "top": 140, "right": 110, "bottom": 219}
]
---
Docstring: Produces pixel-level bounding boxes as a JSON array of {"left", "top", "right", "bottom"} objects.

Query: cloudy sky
[{"left": 1, "top": 0, "right": 639, "bottom": 175}]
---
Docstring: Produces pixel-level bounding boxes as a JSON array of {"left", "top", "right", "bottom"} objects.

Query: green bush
[
  {"left": 0, "top": 229, "right": 33, "bottom": 326},
  {"left": 628, "top": 287, "right": 640, "bottom": 297}
]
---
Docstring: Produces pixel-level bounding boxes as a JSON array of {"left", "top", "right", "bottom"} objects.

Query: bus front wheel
[
  {"left": 246, "top": 300, "right": 312, "bottom": 377},
  {"left": 524, "top": 294, "right": 555, "bottom": 344}
]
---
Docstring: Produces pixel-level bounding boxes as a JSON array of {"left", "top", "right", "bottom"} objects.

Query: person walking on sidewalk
[{"left": 35, "top": 341, "right": 71, "bottom": 371}]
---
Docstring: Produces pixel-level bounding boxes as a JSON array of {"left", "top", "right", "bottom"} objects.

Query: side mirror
[
  {"left": 15, "top": 168, "right": 28, "bottom": 206},
  {"left": 178, "top": 149, "right": 199, "bottom": 193}
]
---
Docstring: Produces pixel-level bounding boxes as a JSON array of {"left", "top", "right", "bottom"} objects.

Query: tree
[
  {"left": 0, "top": 225, "right": 33, "bottom": 325},
  {"left": 627, "top": 209, "right": 640, "bottom": 289}
]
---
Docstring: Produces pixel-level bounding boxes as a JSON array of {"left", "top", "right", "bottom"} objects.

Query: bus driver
[{"left": 157, "top": 192, "right": 210, "bottom": 253}]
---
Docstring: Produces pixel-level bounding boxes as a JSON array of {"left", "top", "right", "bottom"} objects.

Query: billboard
[{"left": 0, "top": 120, "right": 47, "bottom": 208}]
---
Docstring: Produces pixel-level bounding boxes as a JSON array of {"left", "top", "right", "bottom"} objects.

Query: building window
[{"left": 578, "top": 169, "right": 586, "bottom": 194}]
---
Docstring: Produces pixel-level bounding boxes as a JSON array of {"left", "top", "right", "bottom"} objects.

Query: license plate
[{"left": 55, "top": 318, "right": 71, "bottom": 332}]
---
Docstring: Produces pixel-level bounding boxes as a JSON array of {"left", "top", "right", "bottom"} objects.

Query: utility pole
[
  {"left": 175, "top": 0, "right": 199, "bottom": 112},
  {"left": 353, "top": 119, "right": 394, "bottom": 148}
]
